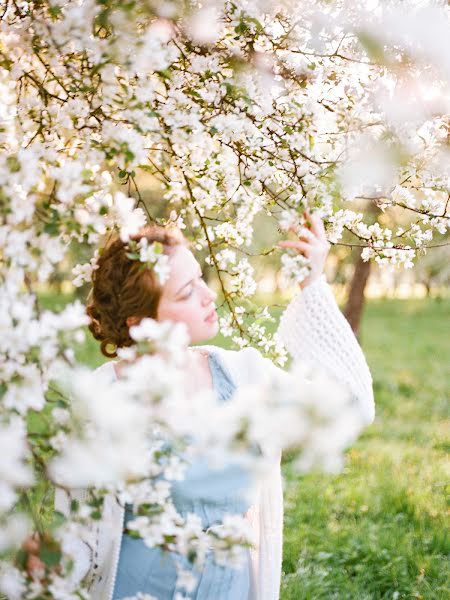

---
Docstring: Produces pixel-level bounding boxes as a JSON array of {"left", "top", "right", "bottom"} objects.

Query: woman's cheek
[{"left": 179, "top": 300, "right": 200, "bottom": 325}]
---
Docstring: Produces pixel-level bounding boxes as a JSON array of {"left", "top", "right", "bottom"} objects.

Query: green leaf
[
  {"left": 39, "top": 537, "right": 61, "bottom": 568},
  {"left": 248, "top": 17, "right": 264, "bottom": 33},
  {"left": 126, "top": 529, "right": 141, "bottom": 539},
  {"left": 51, "top": 511, "right": 66, "bottom": 530},
  {"left": 44, "top": 222, "right": 59, "bottom": 236},
  {"left": 88, "top": 496, "right": 104, "bottom": 508},
  {"left": 124, "top": 149, "right": 135, "bottom": 162},
  {"left": 153, "top": 241, "right": 163, "bottom": 254},
  {"left": 6, "top": 155, "right": 20, "bottom": 173},
  {"left": 357, "top": 31, "right": 387, "bottom": 63},
  {"left": 48, "top": 5, "right": 62, "bottom": 19},
  {"left": 157, "top": 69, "right": 172, "bottom": 81},
  {"left": 15, "top": 548, "right": 28, "bottom": 569},
  {"left": 234, "top": 21, "right": 248, "bottom": 35},
  {"left": 222, "top": 82, "right": 236, "bottom": 96},
  {"left": 27, "top": 411, "right": 50, "bottom": 436}
]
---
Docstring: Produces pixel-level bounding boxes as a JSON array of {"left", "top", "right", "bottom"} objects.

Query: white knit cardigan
[{"left": 55, "top": 274, "right": 375, "bottom": 600}]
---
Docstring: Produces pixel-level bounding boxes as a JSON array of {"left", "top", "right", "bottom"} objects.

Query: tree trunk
[
  {"left": 344, "top": 251, "right": 372, "bottom": 339},
  {"left": 343, "top": 202, "right": 382, "bottom": 339}
]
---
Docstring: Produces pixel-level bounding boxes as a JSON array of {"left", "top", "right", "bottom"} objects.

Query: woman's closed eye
[
  {"left": 179, "top": 272, "right": 203, "bottom": 300},
  {"left": 180, "top": 287, "right": 193, "bottom": 300}
]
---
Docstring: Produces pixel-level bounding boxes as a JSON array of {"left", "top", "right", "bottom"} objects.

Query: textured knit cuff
[{"left": 278, "top": 274, "right": 375, "bottom": 425}]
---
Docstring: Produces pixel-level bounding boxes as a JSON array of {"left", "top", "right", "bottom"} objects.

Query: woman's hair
[{"left": 86, "top": 225, "right": 187, "bottom": 358}]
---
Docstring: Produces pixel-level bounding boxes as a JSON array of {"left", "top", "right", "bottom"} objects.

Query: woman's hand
[
  {"left": 22, "top": 532, "right": 62, "bottom": 581},
  {"left": 22, "top": 533, "right": 46, "bottom": 579},
  {"left": 277, "top": 210, "right": 331, "bottom": 289}
]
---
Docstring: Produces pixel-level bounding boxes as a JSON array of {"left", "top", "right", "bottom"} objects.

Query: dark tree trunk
[
  {"left": 344, "top": 251, "right": 372, "bottom": 339},
  {"left": 344, "top": 202, "right": 381, "bottom": 339}
]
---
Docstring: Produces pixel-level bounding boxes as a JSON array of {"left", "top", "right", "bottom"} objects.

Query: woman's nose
[{"left": 201, "top": 283, "right": 217, "bottom": 304}]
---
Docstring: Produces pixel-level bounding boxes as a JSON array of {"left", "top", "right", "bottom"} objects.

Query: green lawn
[
  {"left": 38, "top": 292, "right": 450, "bottom": 599},
  {"left": 280, "top": 298, "right": 449, "bottom": 600}
]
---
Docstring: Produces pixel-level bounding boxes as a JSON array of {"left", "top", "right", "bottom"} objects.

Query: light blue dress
[{"left": 112, "top": 351, "right": 252, "bottom": 600}]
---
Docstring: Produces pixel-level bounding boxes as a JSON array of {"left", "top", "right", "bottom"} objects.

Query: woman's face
[{"left": 156, "top": 246, "right": 219, "bottom": 344}]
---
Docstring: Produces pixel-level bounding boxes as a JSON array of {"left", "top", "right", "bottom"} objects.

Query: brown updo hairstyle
[{"left": 86, "top": 225, "right": 188, "bottom": 358}]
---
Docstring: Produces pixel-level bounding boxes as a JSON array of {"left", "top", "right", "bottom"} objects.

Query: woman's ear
[{"left": 126, "top": 316, "right": 141, "bottom": 328}]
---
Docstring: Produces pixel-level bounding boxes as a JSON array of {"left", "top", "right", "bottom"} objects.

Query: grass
[
  {"left": 280, "top": 297, "right": 449, "bottom": 600},
  {"left": 37, "top": 291, "right": 450, "bottom": 599}
]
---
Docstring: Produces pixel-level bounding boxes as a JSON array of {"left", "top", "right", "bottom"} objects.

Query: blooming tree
[{"left": 1, "top": 0, "right": 449, "bottom": 598}]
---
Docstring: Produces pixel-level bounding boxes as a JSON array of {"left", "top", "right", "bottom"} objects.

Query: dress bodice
[
  {"left": 114, "top": 350, "right": 252, "bottom": 600},
  {"left": 124, "top": 350, "right": 251, "bottom": 529}
]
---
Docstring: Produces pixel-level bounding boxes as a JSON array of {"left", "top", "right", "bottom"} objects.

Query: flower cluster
[{"left": 125, "top": 239, "right": 171, "bottom": 285}]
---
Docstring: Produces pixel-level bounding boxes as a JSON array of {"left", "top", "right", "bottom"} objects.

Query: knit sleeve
[
  {"left": 246, "top": 454, "right": 283, "bottom": 600},
  {"left": 277, "top": 274, "right": 375, "bottom": 425},
  {"left": 54, "top": 487, "right": 93, "bottom": 584}
]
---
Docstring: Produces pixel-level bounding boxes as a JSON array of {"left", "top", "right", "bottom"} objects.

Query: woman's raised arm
[
  {"left": 277, "top": 274, "right": 375, "bottom": 425},
  {"left": 277, "top": 210, "right": 375, "bottom": 426}
]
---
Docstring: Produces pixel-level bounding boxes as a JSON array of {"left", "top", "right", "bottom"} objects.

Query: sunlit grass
[{"left": 281, "top": 297, "right": 449, "bottom": 600}]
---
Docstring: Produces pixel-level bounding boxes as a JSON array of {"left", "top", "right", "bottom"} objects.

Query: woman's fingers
[
  {"left": 288, "top": 221, "right": 317, "bottom": 242},
  {"left": 27, "top": 554, "right": 44, "bottom": 570},
  {"left": 311, "top": 213, "right": 327, "bottom": 240},
  {"left": 278, "top": 239, "right": 312, "bottom": 255},
  {"left": 305, "top": 210, "right": 327, "bottom": 241},
  {"left": 23, "top": 533, "right": 40, "bottom": 554},
  {"left": 24, "top": 535, "right": 45, "bottom": 578},
  {"left": 280, "top": 209, "right": 328, "bottom": 253},
  {"left": 297, "top": 227, "right": 315, "bottom": 242},
  {"left": 278, "top": 209, "right": 329, "bottom": 290},
  {"left": 288, "top": 220, "right": 320, "bottom": 245}
]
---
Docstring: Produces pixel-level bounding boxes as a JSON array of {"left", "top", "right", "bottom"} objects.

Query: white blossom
[
  {"left": 0, "top": 564, "right": 26, "bottom": 600},
  {"left": 0, "top": 513, "right": 31, "bottom": 552},
  {"left": 135, "top": 238, "right": 171, "bottom": 284},
  {"left": 72, "top": 250, "right": 100, "bottom": 287},
  {"left": 280, "top": 253, "right": 311, "bottom": 287},
  {"left": 0, "top": 418, "right": 34, "bottom": 511},
  {"left": 108, "top": 192, "right": 147, "bottom": 242}
]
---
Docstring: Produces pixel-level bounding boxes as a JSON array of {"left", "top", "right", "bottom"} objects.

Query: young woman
[{"left": 54, "top": 211, "right": 375, "bottom": 600}]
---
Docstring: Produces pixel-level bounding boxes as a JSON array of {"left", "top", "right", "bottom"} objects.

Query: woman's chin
[
  {"left": 193, "top": 321, "right": 220, "bottom": 344},
  {"left": 209, "top": 319, "right": 220, "bottom": 336}
]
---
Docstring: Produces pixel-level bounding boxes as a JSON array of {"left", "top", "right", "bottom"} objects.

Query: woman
[{"left": 54, "top": 210, "right": 375, "bottom": 600}]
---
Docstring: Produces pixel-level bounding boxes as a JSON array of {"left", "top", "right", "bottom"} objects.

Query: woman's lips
[{"left": 205, "top": 308, "right": 218, "bottom": 322}]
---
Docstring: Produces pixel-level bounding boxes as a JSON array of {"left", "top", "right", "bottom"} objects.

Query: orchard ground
[{"left": 38, "top": 292, "right": 450, "bottom": 600}]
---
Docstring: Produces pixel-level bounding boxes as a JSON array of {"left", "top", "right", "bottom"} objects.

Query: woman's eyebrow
[{"left": 175, "top": 268, "right": 202, "bottom": 296}]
